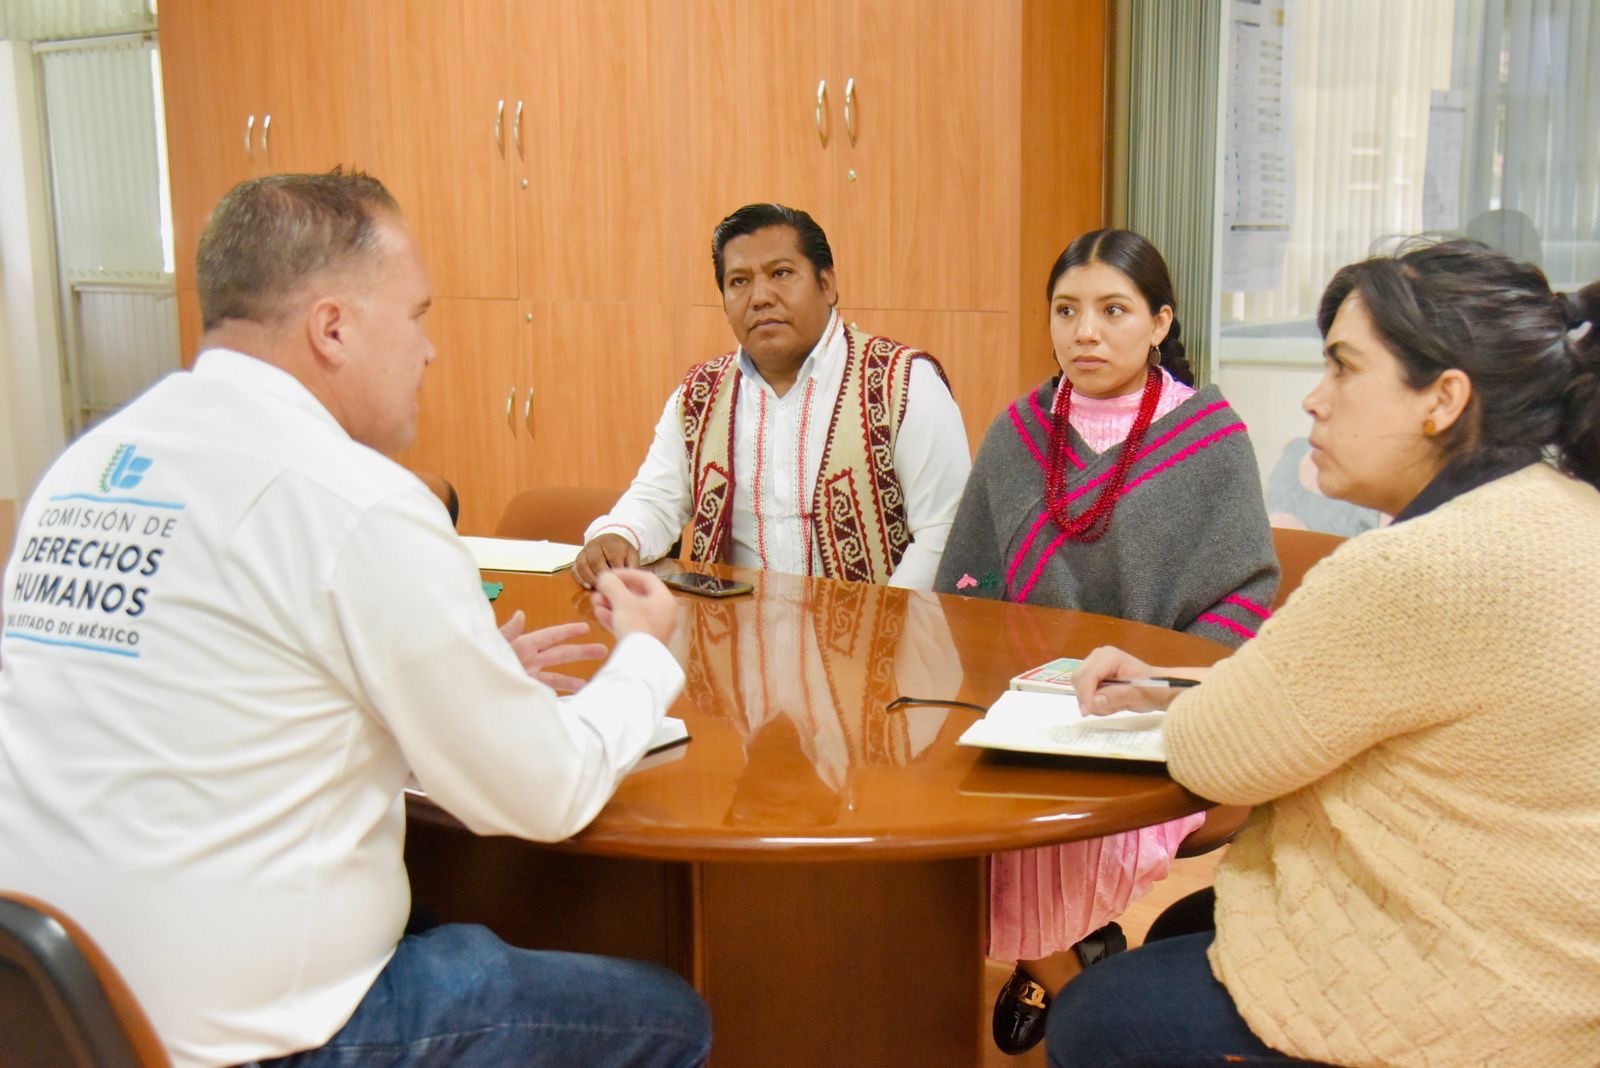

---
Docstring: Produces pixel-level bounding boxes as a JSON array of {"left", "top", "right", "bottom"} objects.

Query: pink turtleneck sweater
[{"left": 1059, "top": 366, "right": 1195, "bottom": 453}]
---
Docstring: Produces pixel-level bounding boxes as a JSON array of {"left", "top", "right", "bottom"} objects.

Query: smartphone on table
[{"left": 659, "top": 572, "right": 754, "bottom": 598}]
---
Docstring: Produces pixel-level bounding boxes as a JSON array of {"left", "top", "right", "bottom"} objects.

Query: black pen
[{"left": 1101, "top": 676, "right": 1201, "bottom": 689}]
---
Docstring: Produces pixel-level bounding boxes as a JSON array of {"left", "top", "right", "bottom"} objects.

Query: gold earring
[{"left": 1423, "top": 418, "right": 1437, "bottom": 436}]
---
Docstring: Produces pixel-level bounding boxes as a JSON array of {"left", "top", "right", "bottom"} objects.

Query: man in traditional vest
[{"left": 576, "top": 204, "right": 971, "bottom": 589}]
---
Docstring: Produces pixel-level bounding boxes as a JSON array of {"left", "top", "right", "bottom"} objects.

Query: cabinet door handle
[
  {"left": 244, "top": 114, "right": 254, "bottom": 156},
  {"left": 495, "top": 99, "right": 505, "bottom": 152},
  {"left": 844, "top": 78, "right": 857, "bottom": 145},
  {"left": 514, "top": 100, "right": 524, "bottom": 156},
  {"left": 523, "top": 387, "right": 535, "bottom": 440},
  {"left": 815, "top": 79, "right": 828, "bottom": 147},
  {"left": 261, "top": 113, "right": 271, "bottom": 157},
  {"left": 506, "top": 386, "right": 517, "bottom": 433}
]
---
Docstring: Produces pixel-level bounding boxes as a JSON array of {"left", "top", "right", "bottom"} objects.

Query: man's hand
[
  {"left": 573, "top": 533, "right": 640, "bottom": 589},
  {"left": 498, "top": 610, "right": 608, "bottom": 693},
  {"left": 591, "top": 569, "right": 678, "bottom": 646}
]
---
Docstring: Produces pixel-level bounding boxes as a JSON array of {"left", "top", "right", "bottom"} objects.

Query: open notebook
[
  {"left": 460, "top": 536, "right": 581, "bottom": 574},
  {"left": 957, "top": 690, "right": 1166, "bottom": 764}
]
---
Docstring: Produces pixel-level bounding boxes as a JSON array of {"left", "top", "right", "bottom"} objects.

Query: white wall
[
  {"left": 0, "top": 39, "right": 67, "bottom": 503},
  {"left": 1212, "top": 331, "right": 1323, "bottom": 492}
]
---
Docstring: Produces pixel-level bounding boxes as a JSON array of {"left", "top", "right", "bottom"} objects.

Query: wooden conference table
[{"left": 405, "top": 565, "right": 1229, "bottom": 1067}]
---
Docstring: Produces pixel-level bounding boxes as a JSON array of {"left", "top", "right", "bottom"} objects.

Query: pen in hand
[{"left": 1099, "top": 676, "right": 1201, "bottom": 689}]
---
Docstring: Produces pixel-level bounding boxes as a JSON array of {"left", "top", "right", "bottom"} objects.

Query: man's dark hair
[
  {"left": 196, "top": 169, "right": 400, "bottom": 330},
  {"left": 710, "top": 204, "right": 834, "bottom": 290}
]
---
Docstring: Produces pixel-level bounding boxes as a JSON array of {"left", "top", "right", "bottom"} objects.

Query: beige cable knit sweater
[{"left": 1166, "top": 463, "right": 1600, "bottom": 1067}]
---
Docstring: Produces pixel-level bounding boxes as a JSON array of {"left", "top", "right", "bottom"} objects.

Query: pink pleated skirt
[{"left": 987, "top": 813, "right": 1205, "bottom": 960}]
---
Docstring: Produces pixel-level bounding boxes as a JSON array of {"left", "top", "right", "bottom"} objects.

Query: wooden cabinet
[
  {"left": 513, "top": 1, "right": 691, "bottom": 305},
  {"left": 683, "top": 0, "right": 837, "bottom": 303},
  {"left": 160, "top": 0, "right": 1110, "bottom": 534},
  {"left": 396, "top": 298, "right": 528, "bottom": 535},
  {"left": 833, "top": 0, "right": 1011, "bottom": 313},
  {"left": 162, "top": 0, "right": 373, "bottom": 358},
  {"left": 369, "top": 0, "right": 515, "bottom": 300}
]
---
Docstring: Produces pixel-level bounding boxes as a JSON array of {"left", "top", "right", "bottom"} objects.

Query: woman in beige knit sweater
[{"left": 1046, "top": 240, "right": 1600, "bottom": 1068}]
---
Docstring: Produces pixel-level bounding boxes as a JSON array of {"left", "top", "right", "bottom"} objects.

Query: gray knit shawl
[{"left": 934, "top": 379, "right": 1279, "bottom": 648}]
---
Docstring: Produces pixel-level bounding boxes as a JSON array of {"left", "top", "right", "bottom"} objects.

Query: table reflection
[{"left": 672, "top": 574, "right": 960, "bottom": 827}]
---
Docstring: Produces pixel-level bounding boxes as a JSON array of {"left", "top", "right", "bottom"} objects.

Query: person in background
[
  {"left": 1054, "top": 241, "right": 1600, "bottom": 1066},
  {"left": 0, "top": 172, "right": 710, "bottom": 1068},
  {"left": 935, "top": 228, "right": 1277, "bottom": 1055},
  {"left": 575, "top": 203, "right": 971, "bottom": 591}
]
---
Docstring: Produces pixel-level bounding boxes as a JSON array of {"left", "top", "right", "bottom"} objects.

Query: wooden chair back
[
  {"left": 416, "top": 472, "right": 460, "bottom": 528},
  {"left": 1269, "top": 526, "right": 1347, "bottom": 612},
  {"left": 495, "top": 486, "right": 623, "bottom": 544},
  {"left": 0, "top": 891, "right": 170, "bottom": 1067}
]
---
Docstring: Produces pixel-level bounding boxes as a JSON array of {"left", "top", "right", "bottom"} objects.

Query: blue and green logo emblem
[{"left": 100, "top": 444, "right": 153, "bottom": 492}]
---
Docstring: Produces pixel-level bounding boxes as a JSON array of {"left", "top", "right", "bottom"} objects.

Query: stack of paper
[
  {"left": 461, "top": 535, "right": 581, "bottom": 574},
  {"left": 957, "top": 690, "right": 1166, "bottom": 763}
]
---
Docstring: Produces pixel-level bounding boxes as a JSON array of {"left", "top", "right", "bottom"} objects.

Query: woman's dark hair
[
  {"left": 1046, "top": 229, "right": 1195, "bottom": 385},
  {"left": 1317, "top": 238, "right": 1600, "bottom": 487},
  {"left": 711, "top": 203, "right": 834, "bottom": 291}
]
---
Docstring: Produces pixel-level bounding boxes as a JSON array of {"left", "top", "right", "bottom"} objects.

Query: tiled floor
[{"left": 978, "top": 848, "right": 1227, "bottom": 1068}]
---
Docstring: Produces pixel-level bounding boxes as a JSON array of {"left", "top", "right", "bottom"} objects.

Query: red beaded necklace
[{"left": 1045, "top": 365, "right": 1163, "bottom": 542}]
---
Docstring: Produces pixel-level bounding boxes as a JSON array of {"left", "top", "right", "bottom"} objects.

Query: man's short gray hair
[{"left": 196, "top": 169, "right": 401, "bottom": 330}]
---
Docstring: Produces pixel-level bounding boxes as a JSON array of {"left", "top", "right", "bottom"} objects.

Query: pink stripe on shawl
[
  {"left": 1030, "top": 391, "right": 1084, "bottom": 471},
  {"left": 1223, "top": 593, "right": 1270, "bottom": 619},
  {"left": 1197, "top": 611, "right": 1257, "bottom": 641},
  {"left": 1007, "top": 403, "right": 1048, "bottom": 467}
]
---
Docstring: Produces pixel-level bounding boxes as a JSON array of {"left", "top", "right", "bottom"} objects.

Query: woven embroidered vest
[{"left": 680, "top": 325, "right": 948, "bottom": 584}]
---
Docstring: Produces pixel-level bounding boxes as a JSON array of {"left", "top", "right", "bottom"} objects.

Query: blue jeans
[
  {"left": 250, "top": 924, "right": 710, "bottom": 1067},
  {"left": 1046, "top": 932, "right": 1331, "bottom": 1067}
]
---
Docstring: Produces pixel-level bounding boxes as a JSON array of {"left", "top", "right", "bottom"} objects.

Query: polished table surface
[
  {"left": 414, "top": 564, "right": 1231, "bottom": 860},
  {"left": 407, "top": 564, "right": 1233, "bottom": 1066}
]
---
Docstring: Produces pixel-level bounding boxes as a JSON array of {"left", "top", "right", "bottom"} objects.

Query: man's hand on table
[
  {"left": 573, "top": 533, "right": 639, "bottom": 589},
  {"left": 499, "top": 611, "right": 608, "bottom": 693}
]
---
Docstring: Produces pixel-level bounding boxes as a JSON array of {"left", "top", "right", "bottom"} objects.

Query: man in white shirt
[
  {"left": 575, "top": 204, "right": 972, "bottom": 590},
  {"left": 0, "top": 173, "right": 710, "bottom": 1067}
]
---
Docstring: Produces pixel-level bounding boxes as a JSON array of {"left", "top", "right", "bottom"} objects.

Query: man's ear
[
  {"left": 307, "top": 297, "right": 347, "bottom": 367},
  {"left": 819, "top": 266, "right": 838, "bottom": 309}
]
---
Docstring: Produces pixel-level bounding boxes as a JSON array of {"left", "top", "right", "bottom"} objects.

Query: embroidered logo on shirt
[
  {"left": 100, "top": 444, "right": 152, "bottom": 492},
  {"left": 956, "top": 573, "right": 978, "bottom": 589}
]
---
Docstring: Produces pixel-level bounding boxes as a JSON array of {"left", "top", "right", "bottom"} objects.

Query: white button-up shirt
[
  {"left": 0, "top": 350, "right": 684, "bottom": 1067},
  {"left": 588, "top": 312, "right": 972, "bottom": 588}
]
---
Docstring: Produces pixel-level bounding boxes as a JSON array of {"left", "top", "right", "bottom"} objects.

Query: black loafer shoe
[
  {"left": 991, "top": 965, "right": 1051, "bottom": 1055},
  {"left": 1073, "top": 921, "right": 1128, "bottom": 968}
]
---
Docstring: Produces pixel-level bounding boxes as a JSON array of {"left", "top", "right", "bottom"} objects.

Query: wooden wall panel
[
  {"left": 835, "top": 0, "right": 1014, "bottom": 313},
  {"left": 847, "top": 308, "right": 1015, "bottom": 456},
  {"left": 369, "top": 0, "right": 515, "bottom": 300},
  {"left": 515, "top": 0, "right": 691, "bottom": 304},
  {"left": 158, "top": 0, "right": 263, "bottom": 294},
  {"left": 525, "top": 302, "right": 685, "bottom": 493},
  {"left": 683, "top": 0, "right": 837, "bottom": 281},
  {"left": 1018, "top": 0, "right": 1111, "bottom": 368},
  {"left": 396, "top": 297, "right": 525, "bottom": 534}
]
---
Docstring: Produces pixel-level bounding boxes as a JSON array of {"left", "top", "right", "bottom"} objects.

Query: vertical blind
[
  {"left": 1217, "top": 0, "right": 1598, "bottom": 328},
  {"left": 1121, "top": 0, "right": 1223, "bottom": 383},
  {"left": 0, "top": 0, "right": 153, "bottom": 42},
  {"left": 36, "top": 33, "right": 176, "bottom": 426}
]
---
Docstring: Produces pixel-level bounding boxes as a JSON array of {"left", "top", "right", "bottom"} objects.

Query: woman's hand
[{"left": 1071, "top": 645, "right": 1202, "bottom": 715}]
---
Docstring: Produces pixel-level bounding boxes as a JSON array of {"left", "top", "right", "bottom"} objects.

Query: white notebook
[
  {"left": 460, "top": 535, "right": 581, "bottom": 574},
  {"left": 957, "top": 690, "right": 1167, "bottom": 763}
]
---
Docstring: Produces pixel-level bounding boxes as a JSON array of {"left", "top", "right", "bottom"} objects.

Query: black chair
[{"left": 0, "top": 891, "right": 169, "bottom": 1067}]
